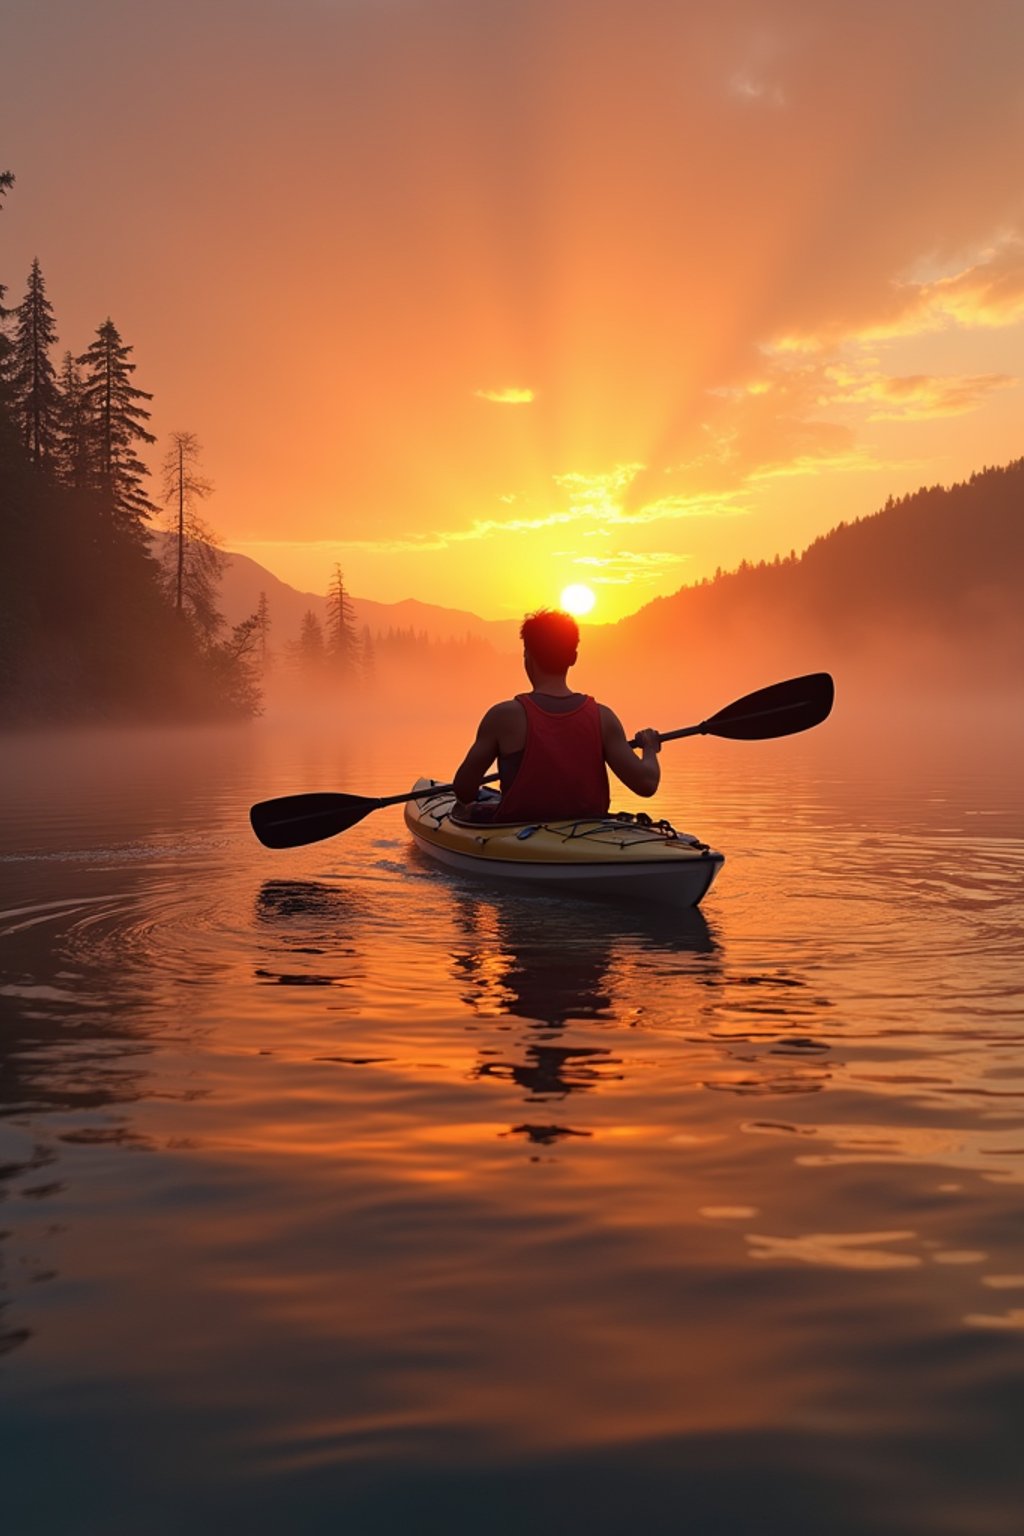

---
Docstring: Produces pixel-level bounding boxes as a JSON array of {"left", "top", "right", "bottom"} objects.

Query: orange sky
[{"left": 4, "top": 0, "right": 1024, "bottom": 620}]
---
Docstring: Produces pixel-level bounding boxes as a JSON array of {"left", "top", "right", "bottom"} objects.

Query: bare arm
[
  {"left": 452, "top": 705, "right": 505, "bottom": 804},
  {"left": 600, "top": 707, "right": 661, "bottom": 797}
]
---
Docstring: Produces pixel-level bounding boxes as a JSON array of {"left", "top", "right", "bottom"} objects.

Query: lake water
[{"left": 2, "top": 708, "right": 1023, "bottom": 1535}]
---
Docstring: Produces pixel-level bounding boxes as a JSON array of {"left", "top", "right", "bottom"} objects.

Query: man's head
[{"left": 520, "top": 609, "right": 579, "bottom": 676}]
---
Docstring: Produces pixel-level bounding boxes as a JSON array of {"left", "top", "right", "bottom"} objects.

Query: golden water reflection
[
  {"left": 2, "top": 723, "right": 1024, "bottom": 1532},
  {"left": 449, "top": 888, "right": 717, "bottom": 1026}
]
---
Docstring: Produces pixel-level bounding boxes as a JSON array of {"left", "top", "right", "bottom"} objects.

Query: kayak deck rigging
[{"left": 405, "top": 780, "right": 724, "bottom": 907}]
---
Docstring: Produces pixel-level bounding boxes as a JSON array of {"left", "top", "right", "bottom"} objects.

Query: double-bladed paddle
[{"left": 249, "top": 671, "right": 834, "bottom": 850}]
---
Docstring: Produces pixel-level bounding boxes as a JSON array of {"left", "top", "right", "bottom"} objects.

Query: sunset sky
[{"left": 4, "top": 0, "right": 1023, "bottom": 621}]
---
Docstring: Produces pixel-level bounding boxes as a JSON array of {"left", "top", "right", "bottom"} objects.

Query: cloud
[
  {"left": 571, "top": 550, "right": 691, "bottom": 587},
  {"left": 474, "top": 386, "right": 535, "bottom": 404},
  {"left": 450, "top": 475, "right": 743, "bottom": 545},
  {"left": 922, "top": 241, "right": 1024, "bottom": 329},
  {"left": 235, "top": 463, "right": 749, "bottom": 569},
  {"left": 823, "top": 365, "right": 1017, "bottom": 420},
  {"left": 553, "top": 464, "right": 644, "bottom": 506},
  {"left": 729, "top": 73, "right": 786, "bottom": 108},
  {"left": 722, "top": 353, "right": 1016, "bottom": 427},
  {"left": 233, "top": 534, "right": 452, "bottom": 559},
  {"left": 768, "top": 239, "right": 1024, "bottom": 353},
  {"left": 552, "top": 465, "right": 748, "bottom": 530},
  {"left": 447, "top": 509, "right": 579, "bottom": 540},
  {"left": 619, "top": 490, "right": 751, "bottom": 524},
  {"left": 632, "top": 368, "right": 871, "bottom": 503},
  {"left": 676, "top": 340, "right": 1011, "bottom": 495},
  {"left": 747, "top": 449, "right": 887, "bottom": 483},
  {"left": 726, "top": 24, "right": 791, "bottom": 109}
]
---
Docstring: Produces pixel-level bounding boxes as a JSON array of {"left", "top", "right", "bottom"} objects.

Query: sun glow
[{"left": 560, "top": 583, "right": 596, "bottom": 617}]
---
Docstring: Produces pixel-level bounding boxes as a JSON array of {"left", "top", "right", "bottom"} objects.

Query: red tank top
[{"left": 496, "top": 694, "right": 610, "bottom": 821}]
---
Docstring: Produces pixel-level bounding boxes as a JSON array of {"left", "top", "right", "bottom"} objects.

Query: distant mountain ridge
[
  {"left": 585, "top": 458, "right": 1024, "bottom": 699},
  {"left": 150, "top": 533, "right": 521, "bottom": 651},
  {"left": 153, "top": 458, "right": 1024, "bottom": 694}
]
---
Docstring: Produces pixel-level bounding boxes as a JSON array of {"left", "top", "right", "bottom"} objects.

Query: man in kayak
[{"left": 452, "top": 608, "right": 661, "bottom": 822}]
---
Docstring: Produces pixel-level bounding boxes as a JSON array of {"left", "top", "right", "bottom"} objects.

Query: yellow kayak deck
[{"left": 404, "top": 779, "right": 724, "bottom": 906}]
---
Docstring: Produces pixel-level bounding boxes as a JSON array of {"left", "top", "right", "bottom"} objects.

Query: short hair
[{"left": 520, "top": 609, "right": 579, "bottom": 672}]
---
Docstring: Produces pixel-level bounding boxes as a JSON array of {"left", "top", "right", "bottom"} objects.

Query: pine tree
[
  {"left": 53, "top": 352, "right": 93, "bottom": 490},
  {"left": 0, "top": 171, "right": 16, "bottom": 438},
  {"left": 77, "top": 317, "right": 156, "bottom": 529},
  {"left": 325, "top": 562, "right": 358, "bottom": 677},
  {"left": 206, "top": 613, "right": 263, "bottom": 717},
  {"left": 360, "top": 623, "right": 375, "bottom": 684},
  {"left": 293, "top": 609, "right": 326, "bottom": 676},
  {"left": 12, "top": 258, "right": 60, "bottom": 468},
  {"left": 159, "top": 430, "right": 223, "bottom": 639},
  {"left": 255, "top": 590, "right": 272, "bottom": 670}
]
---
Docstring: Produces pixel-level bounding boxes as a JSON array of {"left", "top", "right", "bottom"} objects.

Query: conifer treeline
[
  {"left": 278, "top": 602, "right": 492, "bottom": 687},
  {"left": 624, "top": 460, "right": 1024, "bottom": 637},
  {"left": 587, "top": 459, "right": 1024, "bottom": 697},
  {"left": 2, "top": 168, "right": 495, "bottom": 718},
  {"left": 0, "top": 169, "right": 260, "bottom": 723}
]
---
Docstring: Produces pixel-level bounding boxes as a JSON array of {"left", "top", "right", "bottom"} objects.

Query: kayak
[{"left": 404, "top": 778, "right": 724, "bottom": 907}]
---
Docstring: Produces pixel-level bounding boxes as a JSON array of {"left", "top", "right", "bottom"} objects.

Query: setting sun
[{"left": 560, "top": 583, "right": 596, "bottom": 617}]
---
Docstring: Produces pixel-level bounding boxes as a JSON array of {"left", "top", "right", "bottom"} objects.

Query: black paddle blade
[
  {"left": 704, "top": 672, "right": 834, "bottom": 740},
  {"left": 249, "top": 792, "right": 379, "bottom": 849}
]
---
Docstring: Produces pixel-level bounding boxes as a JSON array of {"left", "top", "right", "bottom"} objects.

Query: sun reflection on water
[{"left": 1, "top": 720, "right": 1024, "bottom": 1530}]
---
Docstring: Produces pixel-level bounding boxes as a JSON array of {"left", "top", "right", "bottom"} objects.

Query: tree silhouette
[
  {"left": 255, "top": 590, "right": 272, "bottom": 670},
  {"left": 53, "top": 352, "right": 93, "bottom": 490},
  {"left": 159, "top": 429, "right": 222, "bottom": 638},
  {"left": 11, "top": 259, "right": 60, "bottom": 468},
  {"left": 360, "top": 622, "right": 375, "bottom": 684},
  {"left": 77, "top": 318, "right": 155, "bottom": 528},
  {"left": 292, "top": 609, "right": 326, "bottom": 677},
  {"left": 0, "top": 170, "right": 265, "bottom": 722},
  {"left": 325, "top": 562, "right": 358, "bottom": 678},
  {"left": 207, "top": 613, "right": 263, "bottom": 717},
  {"left": 0, "top": 171, "right": 15, "bottom": 439}
]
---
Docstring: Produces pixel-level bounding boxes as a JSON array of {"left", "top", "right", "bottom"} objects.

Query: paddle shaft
[
  {"left": 376, "top": 772, "right": 500, "bottom": 808},
  {"left": 632, "top": 724, "right": 698, "bottom": 746},
  {"left": 249, "top": 672, "right": 833, "bottom": 847}
]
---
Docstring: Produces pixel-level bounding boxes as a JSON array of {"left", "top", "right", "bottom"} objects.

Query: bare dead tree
[{"left": 160, "top": 430, "right": 223, "bottom": 641}]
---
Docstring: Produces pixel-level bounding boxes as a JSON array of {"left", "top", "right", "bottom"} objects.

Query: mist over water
[{"left": 2, "top": 704, "right": 1023, "bottom": 1535}]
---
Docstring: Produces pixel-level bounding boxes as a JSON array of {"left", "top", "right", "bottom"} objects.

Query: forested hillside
[
  {"left": 587, "top": 461, "right": 1024, "bottom": 704},
  {"left": 0, "top": 170, "right": 260, "bottom": 723}
]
